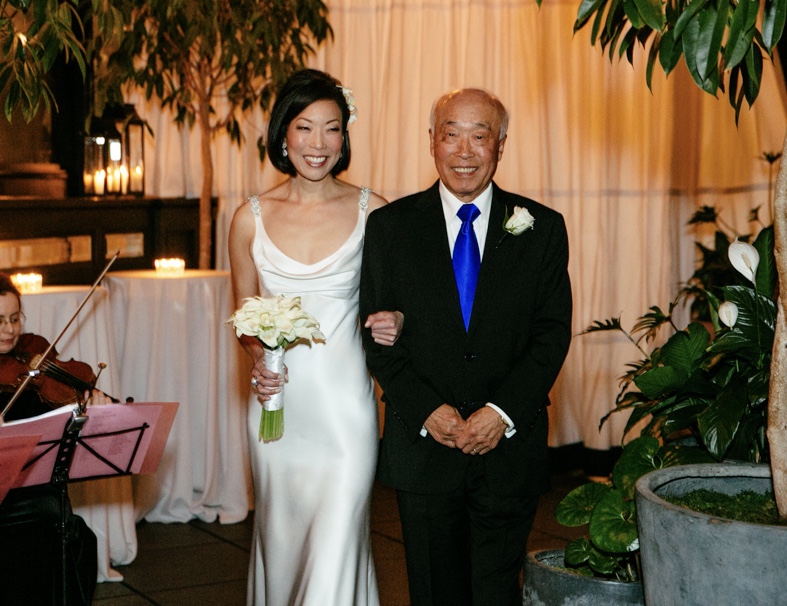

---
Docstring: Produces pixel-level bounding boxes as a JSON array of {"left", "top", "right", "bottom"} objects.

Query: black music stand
[{"left": 0, "top": 401, "right": 177, "bottom": 605}]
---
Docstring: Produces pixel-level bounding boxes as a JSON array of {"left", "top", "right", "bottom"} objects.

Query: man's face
[{"left": 429, "top": 91, "right": 506, "bottom": 203}]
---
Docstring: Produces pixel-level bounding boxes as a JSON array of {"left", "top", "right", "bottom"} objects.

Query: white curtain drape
[{"left": 128, "top": 0, "right": 787, "bottom": 452}]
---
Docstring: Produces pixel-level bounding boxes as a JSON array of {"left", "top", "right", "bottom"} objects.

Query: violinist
[{"left": 0, "top": 272, "right": 106, "bottom": 605}]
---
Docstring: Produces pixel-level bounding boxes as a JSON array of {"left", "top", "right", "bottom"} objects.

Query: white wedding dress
[{"left": 245, "top": 188, "right": 380, "bottom": 606}]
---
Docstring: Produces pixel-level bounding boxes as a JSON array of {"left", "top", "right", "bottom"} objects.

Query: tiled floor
[{"left": 93, "top": 472, "right": 587, "bottom": 605}]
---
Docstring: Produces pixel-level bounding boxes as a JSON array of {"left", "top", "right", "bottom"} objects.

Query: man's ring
[
  {"left": 251, "top": 377, "right": 259, "bottom": 387},
  {"left": 471, "top": 448, "right": 476, "bottom": 454}
]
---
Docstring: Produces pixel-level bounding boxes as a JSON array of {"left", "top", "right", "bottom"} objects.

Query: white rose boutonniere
[{"left": 498, "top": 205, "right": 535, "bottom": 247}]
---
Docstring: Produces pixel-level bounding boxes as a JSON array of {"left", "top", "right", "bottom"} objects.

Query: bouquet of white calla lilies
[{"left": 228, "top": 295, "right": 325, "bottom": 441}]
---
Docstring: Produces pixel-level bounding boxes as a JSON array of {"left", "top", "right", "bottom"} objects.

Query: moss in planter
[{"left": 667, "top": 489, "right": 787, "bottom": 526}]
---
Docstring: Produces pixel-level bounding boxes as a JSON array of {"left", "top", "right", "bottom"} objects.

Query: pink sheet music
[
  {"left": 0, "top": 406, "right": 73, "bottom": 488},
  {"left": 0, "top": 402, "right": 178, "bottom": 488},
  {"left": 0, "top": 434, "right": 41, "bottom": 503}
]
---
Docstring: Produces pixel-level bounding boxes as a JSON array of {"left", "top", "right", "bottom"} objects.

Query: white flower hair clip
[{"left": 338, "top": 85, "right": 358, "bottom": 125}]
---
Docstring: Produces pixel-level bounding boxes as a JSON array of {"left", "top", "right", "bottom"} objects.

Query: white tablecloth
[
  {"left": 104, "top": 270, "right": 252, "bottom": 524},
  {"left": 21, "top": 285, "right": 137, "bottom": 583}
]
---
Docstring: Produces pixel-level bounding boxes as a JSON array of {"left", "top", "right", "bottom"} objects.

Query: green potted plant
[
  {"left": 523, "top": 436, "right": 656, "bottom": 605},
  {"left": 573, "top": 208, "right": 787, "bottom": 604}
]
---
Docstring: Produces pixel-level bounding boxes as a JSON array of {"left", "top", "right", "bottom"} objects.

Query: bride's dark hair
[{"left": 267, "top": 69, "right": 352, "bottom": 177}]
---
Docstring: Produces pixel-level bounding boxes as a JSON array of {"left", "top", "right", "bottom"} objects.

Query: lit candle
[
  {"left": 83, "top": 171, "right": 94, "bottom": 194},
  {"left": 119, "top": 165, "right": 129, "bottom": 194},
  {"left": 10, "top": 273, "right": 43, "bottom": 293},
  {"left": 130, "top": 164, "right": 144, "bottom": 192},
  {"left": 94, "top": 169, "right": 106, "bottom": 195},
  {"left": 154, "top": 258, "right": 185, "bottom": 275}
]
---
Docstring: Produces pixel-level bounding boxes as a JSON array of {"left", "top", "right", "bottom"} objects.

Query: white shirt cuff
[
  {"left": 486, "top": 403, "right": 516, "bottom": 437},
  {"left": 419, "top": 403, "right": 517, "bottom": 438}
]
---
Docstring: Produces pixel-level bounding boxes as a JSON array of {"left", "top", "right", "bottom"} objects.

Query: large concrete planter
[
  {"left": 636, "top": 463, "right": 787, "bottom": 606},
  {"left": 522, "top": 549, "right": 644, "bottom": 605}
]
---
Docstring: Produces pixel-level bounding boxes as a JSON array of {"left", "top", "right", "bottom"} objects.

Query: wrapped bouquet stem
[
  {"left": 228, "top": 294, "right": 325, "bottom": 442},
  {"left": 259, "top": 346, "right": 285, "bottom": 440}
]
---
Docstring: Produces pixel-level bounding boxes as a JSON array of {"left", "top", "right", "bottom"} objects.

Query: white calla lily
[
  {"left": 718, "top": 301, "right": 739, "bottom": 328},
  {"left": 728, "top": 240, "right": 759, "bottom": 284}
]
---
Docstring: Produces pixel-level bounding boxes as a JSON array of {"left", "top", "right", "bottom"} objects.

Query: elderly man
[{"left": 360, "top": 88, "right": 572, "bottom": 605}]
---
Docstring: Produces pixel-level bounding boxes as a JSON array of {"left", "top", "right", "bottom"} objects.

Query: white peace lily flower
[
  {"left": 718, "top": 301, "right": 739, "bottom": 328},
  {"left": 504, "top": 206, "right": 535, "bottom": 236},
  {"left": 728, "top": 240, "right": 759, "bottom": 284}
]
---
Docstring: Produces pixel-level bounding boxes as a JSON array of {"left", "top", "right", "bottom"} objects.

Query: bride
[{"left": 228, "top": 69, "right": 402, "bottom": 606}]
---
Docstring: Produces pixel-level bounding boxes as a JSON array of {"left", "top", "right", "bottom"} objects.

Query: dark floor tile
[
  {"left": 93, "top": 581, "right": 136, "bottom": 600},
  {"left": 118, "top": 541, "right": 248, "bottom": 593},
  {"left": 190, "top": 515, "right": 254, "bottom": 550},
  {"left": 147, "top": 580, "right": 247, "bottom": 606}
]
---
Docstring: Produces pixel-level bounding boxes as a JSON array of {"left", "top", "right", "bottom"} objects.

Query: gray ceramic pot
[
  {"left": 522, "top": 549, "right": 644, "bottom": 606},
  {"left": 636, "top": 462, "right": 787, "bottom": 606}
]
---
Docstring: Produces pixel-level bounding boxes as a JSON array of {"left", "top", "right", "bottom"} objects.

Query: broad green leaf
[
  {"left": 762, "top": 0, "right": 787, "bottom": 49},
  {"left": 632, "top": 0, "right": 666, "bottom": 31},
  {"left": 673, "top": 0, "right": 708, "bottom": 40},
  {"left": 564, "top": 538, "right": 593, "bottom": 566},
  {"left": 742, "top": 43, "right": 763, "bottom": 106},
  {"left": 624, "top": 0, "right": 646, "bottom": 29},
  {"left": 588, "top": 549, "right": 620, "bottom": 575},
  {"left": 659, "top": 28, "right": 683, "bottom": 75},
  {"left": 576, "top": 0, "right": 607, "bottom": 28},
  {"left": 695, "top": 2, "right": 728, "bottom": 81},
  {"left": 635, "top": 365, "right": 688, "bottom": 399},
  {"left": 753, "top": 225, "right": 776, "bottom": 299},
  {"left": 556, "top": 482, "right": 612, "bottom": 526},
  {"left": 589, "top": 490, "right": 639, "bottom": 552},
  {"left": 612, "top": 435, "right": 661, "bottom": 495},
  {"left": 723, "top": 0, "right": 758, "bottom": 69},
  {"left": 660, "top": 322, "right": 709, "bottom": 372},
  {"left": 698, "top": 387, "right": 747, "bottom": 459},
  {"left": 682, "top": 13, "right": 720, "bottom": 94}
]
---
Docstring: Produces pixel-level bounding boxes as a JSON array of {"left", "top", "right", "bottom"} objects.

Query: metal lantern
[
  {"left": 82, "top": 130, "right": 106, "bottom": 196},
  {"left": 104, "top": 121, "right": 123, "bottom": 195},
  {"left": 124, "top": 105, "right": 145, "bottom": 196}
]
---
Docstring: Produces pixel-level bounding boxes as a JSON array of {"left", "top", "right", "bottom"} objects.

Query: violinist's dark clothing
[{"left": 0, "top": 388, "right": 98, "bottom": 605}]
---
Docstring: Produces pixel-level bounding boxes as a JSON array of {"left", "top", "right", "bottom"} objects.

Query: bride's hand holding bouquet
[{"left": 228, "top": 294, "right": 325, "bottom": 441}]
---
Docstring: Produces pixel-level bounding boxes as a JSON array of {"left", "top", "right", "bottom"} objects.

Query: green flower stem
[{"left": 260, "top": 408, "right": 284, "bottom": 442}]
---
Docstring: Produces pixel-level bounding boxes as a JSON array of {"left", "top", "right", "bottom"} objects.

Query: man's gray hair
[{"left": 429, "top": 88, "right": 509, "bottom": 141}]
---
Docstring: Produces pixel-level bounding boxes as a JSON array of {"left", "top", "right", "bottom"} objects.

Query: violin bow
[{"left": 1, "top": 251, "right": 120, "bottom": 419}]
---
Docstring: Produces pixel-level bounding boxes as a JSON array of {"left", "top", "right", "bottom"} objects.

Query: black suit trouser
[{"left": 396, "top": 456, "right": 539, "bottom": 606}]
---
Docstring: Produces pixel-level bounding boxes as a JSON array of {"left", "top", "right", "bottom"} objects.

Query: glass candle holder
[{"left": 154, "top": 258, "right": 185, "bottom": 275}]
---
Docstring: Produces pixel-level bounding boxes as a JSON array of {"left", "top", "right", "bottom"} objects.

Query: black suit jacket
[{"left": 360, "top": 181, "right": 572, "bottom": 496}]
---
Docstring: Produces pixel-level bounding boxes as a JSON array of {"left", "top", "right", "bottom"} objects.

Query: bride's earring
[{"left": 282, "top": 141, "right": 288, "bottom": 158}]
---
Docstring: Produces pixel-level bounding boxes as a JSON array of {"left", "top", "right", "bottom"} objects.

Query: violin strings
[{"left": 37, "top": 358, "right": 94, "bottom": 393}]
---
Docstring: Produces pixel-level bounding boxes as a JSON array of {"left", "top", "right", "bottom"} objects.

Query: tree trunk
[
  {"left": 198, "top": 102, "right": 214, "bottom": 269},
  {"left": 768, "top": 132, "right": 787, "bottom": 519}
]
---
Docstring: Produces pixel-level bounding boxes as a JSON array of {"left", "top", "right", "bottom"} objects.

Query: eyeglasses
[{"left": 0, "top": 312, "right": 25, "bottom": 329}]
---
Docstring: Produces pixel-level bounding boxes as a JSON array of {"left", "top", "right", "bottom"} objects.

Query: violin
[{"left": 0, "top": 333, "right": 119, "bottom": 407}]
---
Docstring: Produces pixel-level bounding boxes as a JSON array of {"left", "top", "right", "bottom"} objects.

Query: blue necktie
[{"left": 453, "top": 204, "right": 481, "bottom": 331}]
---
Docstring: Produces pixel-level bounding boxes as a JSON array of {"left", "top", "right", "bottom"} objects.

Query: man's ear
[{"left": 497, "top": 134, "right": 507, "bottom": 160}]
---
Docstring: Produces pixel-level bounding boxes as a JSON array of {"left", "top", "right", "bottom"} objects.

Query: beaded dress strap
[
  {"left": 359, "top": 187, "right": 371, "bottom": 212},
  {"left": 249, "top": 194, "right": 261, "bottom": 217}
]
